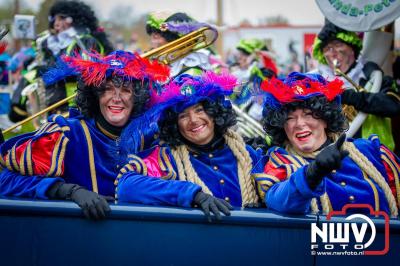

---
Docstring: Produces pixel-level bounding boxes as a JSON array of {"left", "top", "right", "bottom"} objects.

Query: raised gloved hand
[
  {"left": 47, "top": 182, "right": 112, "bottom": 220},
  {"left": 193, "top": 192, "right": 233, "bottom": 222},
  {"left": 306, "top": 134, "right": 349, "bottom": 190}
]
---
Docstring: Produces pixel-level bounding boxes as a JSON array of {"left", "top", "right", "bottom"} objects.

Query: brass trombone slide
[
  {"left": 142, "top": 26, "right": 217, "bottom": 64},
  {"left": 3, "top": 26, "right": 218, "bottom": 134},
  {"left": 232, "top": 104, "right": 265, "bottom": 138},
  {"left": 333, "top": 59, "right": 364, "bottom": 92},
  {"left": 3, "top": 94, "right": 76, "bottom": 134}
]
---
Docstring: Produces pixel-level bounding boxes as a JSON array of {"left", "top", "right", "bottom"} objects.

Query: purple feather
[{"left": 165, "top": 22, "right": 209, "bottom": 35}]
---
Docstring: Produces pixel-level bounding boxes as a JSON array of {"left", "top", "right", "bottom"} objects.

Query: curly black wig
[
  {"left": 75, "top": 78, "right": 150, "bottom": 119},
  {"left": 49, "top": 0, "right": 113, "bottom": 53},
  {"left": 146, "top": 12, "right": 194, "bottom": 42},
  {"left": 262, "top": 96, "right": 348, "bottom": 146},
  {"left": 158, "top": 98, "right": 237, "bottom": 147}
]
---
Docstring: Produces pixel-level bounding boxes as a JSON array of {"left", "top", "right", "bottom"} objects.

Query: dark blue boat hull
[{"left": 0, "top": 198, "right": 399, "bottom": 266}]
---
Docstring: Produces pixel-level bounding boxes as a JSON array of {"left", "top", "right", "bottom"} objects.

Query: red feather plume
[
  {"left": 61, "top": 51, "right": 170, "bottom": 86},
  {"left": 261, "top": 77, "right": 295, "bottom": 103},
  {"left": 261, "top": 76, "right": 344, "bottom": 103},
  {"left": 0, "top": 41, "right": 7, "bottom": 54},
  {"left": 63, "top": 54, "right": 109, "bottom": 86},
  {"left": 258, "top": 51, "right": 278, "bottom": 75}
]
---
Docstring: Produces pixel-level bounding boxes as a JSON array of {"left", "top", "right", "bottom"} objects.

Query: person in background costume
[
  {"left": 312, "top": 21, "right": 400, "bottom": 150},
  {"left": 116, "top": 71, "right": 261, "bottom": 221},
  {"left": 391, "top": 53, "right": 400, "bottom": 156},
  {"left": 0, "top": 41, "right": 10, "bottom": 86},
  {"left": 0, "top": 50, "right": 170, "bottom": 219},
  {"left": 229, "top": 38, "right": 278, "bottom": 151},
  {"left": 257, "top": 72, "right": 400, "bottom": 217},
  {"left": 0, "top": 33, "right": 8, "bottom": 143},
  {"left": 146, "top": 11, "right": 223, "bottom": 76},
  {"left": 230, "top": 38, "right": 278, "bottom": 121},
  {"left": 0, "top": 46, "right": 36, "bottom": 136},
  {"left": 9, "top": 0, "right": 114, "bottom": 124}
]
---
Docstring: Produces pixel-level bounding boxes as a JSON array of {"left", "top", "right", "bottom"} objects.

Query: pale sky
[
  {"left": 21, "top": 0, "right": 325, "bottom": 26},
  {"left": 8, "top": 0, "right": 400, "bottom": 38}
]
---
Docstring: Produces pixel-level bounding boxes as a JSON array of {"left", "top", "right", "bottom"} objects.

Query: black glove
[
  {"left": 244, "top": 136, "right": 271, "bottom": 153},
  {"left": 47, "top": 182, "right": 112, "bottom": 220},
  {"left": 193, "top": 192, "right": 233, "bottom": 222},
  {"left": 341, "top": 87, "right": 400, "bottom": 117},
  {"left": 243, "top": 202, "right": 263, "bottom": 208},
  {"left": 306, "top": 134, "right": 349, "bottom": 190}
]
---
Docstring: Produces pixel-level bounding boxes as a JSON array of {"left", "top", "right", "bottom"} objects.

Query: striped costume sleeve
[
  {"left": 253, "top": 149, "right": 295, "bottom": 200},
  {"left": 379, "top": 145, "right": 400, "bottom": 208},
  {"left": 114, "top": 154, "right": 148, "bottom": 188},
  {"left": 1, "top": 122, "right": 69, "bottom": 177},
  {"left": 114, "top": 146, "right": 176, "bottom": 187},
  {"left": 261, "top": 148, "right": 325, "bottom": 214},
  {"left": 114, "top": 147, "right": 201, "bottom": 207}
]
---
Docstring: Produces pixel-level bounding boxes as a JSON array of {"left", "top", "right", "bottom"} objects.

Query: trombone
[
  {"left": 3, "top": 26, "right": 218, "bottom": 134},
  {"left": 142, "top": 26, "right": 218, "bottom": 64},
  {"left": 232, "top": 104, "right": 265, "bottom": 138},
  {"left": 333, "top": 59, "right": 360, "bottom": 122},
  {"left": 333, "top": 59, "right": 365, "bottom": 92}
]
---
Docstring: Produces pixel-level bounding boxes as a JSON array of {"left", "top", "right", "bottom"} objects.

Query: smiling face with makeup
[
  {"left": 99, "top": 79, "right": 134, "bottom": 127},
  {"left": 177, "top": 103, "right": 215, "bottom": 145},
  {"left": 284, "top": 108, "right": 328, "bottom": 153}
]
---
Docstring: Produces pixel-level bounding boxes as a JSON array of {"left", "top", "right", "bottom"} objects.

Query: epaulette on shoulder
[
  {"left": 368, "top": 134, "right": 380, "bottom": 144},
  {"left": 0, "top": 120, "right": 70, "bottom": 176},
  {"left": 157, "top": 146, "right": 177, "bottom": 180},
  {"left": 266, "top": 146, "right": 284, "bottom": 157},
  {"left": 34, "top": 118, "right": 70, "bottom": 137},
  {"left": 114, "top": 154, "right": 147, "bottom": 189},
  {"left": 352, "top": 134, "right": 381, "bottom": 157},
  {"left": 353, "top": 134, "right": 380, "bottom": 148}
]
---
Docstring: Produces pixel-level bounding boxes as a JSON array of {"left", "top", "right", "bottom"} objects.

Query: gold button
[
  {"left": 153, "top": 134, "right": 159, "bottom": 139},
  {"left": 349, "top": 195, "right": 355, "bottom": 201},
  {"left": 340, "top": 182, "right": 346, "bottom": 186},
  {"left": 220, "top": 179, "right": 225, "bottom": 184},
  {"left": 213, "top": 166, "right": 218, "bottom": 171},
  {"left": 224, "top": 197, "right": 230, "bottom": 202},
  {"left": 208, "top": 153, "right": 213, "bottom": 158}
]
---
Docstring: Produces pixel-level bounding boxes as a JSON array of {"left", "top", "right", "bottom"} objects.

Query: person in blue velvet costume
[
  {"left": 0, "top": 50, "right": 170, "bottom": 219},
  {"left": 116, "top": 71, "right": 262, "bottom": 221},
  {"left": 257, "top": 72, "right": 400, "bottom": 217}
]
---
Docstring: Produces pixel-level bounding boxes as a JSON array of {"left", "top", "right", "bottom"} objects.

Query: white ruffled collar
[
  {"left": 47, "top": 27, "right": 78, "bottom": 55},
  {"left": 315, "top": 57, "right": 366, "bottom": 89},
  {"left": 170, "top": 49, "right": 212, "bottom": 76}
]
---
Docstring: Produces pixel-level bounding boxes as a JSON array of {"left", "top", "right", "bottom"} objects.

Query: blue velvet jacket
[
  {"left": 0, "top": 109, "right": 145, "bottom": 198},
  {"left": 116, "top": 143, "right": 262, "bottom": 208},
  {"left": 256, "top": 135, "right": 400, "bottom": 215}
]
